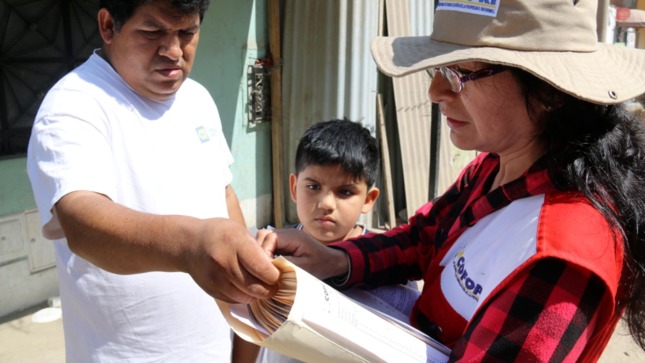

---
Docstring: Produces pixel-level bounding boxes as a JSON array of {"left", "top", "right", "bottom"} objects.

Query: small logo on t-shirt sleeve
[{"left": 196, "top": 126, "right": 210, "bottom": 143}]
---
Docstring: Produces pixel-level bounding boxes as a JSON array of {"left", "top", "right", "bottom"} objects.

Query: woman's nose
[{"left": 428, "top": 71, "right": 455, "bottom": 103}]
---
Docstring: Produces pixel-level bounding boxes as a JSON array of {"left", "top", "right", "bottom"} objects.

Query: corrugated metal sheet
[
  {"left": 385, "top": 0, "right": 435, "bottom": 218},
  {"left": 281, "top": 0, "right": 380, "bottom": 224},
  {"left": 384, "top": 1, "right": 476, "bottom": 213}
]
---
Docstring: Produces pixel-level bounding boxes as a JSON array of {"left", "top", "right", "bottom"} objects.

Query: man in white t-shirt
[{"left": 26, "top": 1, "right": 279, "bottom": 362}]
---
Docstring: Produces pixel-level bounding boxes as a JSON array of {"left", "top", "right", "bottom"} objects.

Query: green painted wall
[
  {"left": 191, "top": 0, "right": 273, "bottom": 225},
  {"left": 0, "top": 157, "right": 35, "bottom": 216}
]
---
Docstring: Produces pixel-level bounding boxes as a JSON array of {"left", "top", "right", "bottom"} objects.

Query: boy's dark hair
[
  {"left": 99, "top": 0, "right": 210, "bottom": 30},
  {"left": 295, "top": 119, "right": 379, "bottom": 187}
]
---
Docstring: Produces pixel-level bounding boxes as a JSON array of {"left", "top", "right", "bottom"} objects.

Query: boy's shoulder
[
  {"left": 286, "top": 223, "right": 372, "bottom": 235},
  {"left": 357, "top": 223, "right": 371, "bottom": 236}
]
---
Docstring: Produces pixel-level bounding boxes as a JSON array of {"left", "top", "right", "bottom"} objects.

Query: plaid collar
[{"left": 418, "top": 153, "right": 557, "bottom": 251}]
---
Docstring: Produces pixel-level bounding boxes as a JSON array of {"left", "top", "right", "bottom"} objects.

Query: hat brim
[{"left": 372, "top": 36, "right": 645, "bottom": 104}]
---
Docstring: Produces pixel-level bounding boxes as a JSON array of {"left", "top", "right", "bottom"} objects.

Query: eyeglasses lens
[
  {"left": 442, "top": 68, "right": 462, "bottom": 93},
  {"left": 430, "top": 67, "right": 462, "bottom": 93}
]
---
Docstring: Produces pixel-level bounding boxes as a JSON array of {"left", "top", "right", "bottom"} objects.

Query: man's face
[{"left": 99, "top": 1, "right": 201, "bottom": 101}]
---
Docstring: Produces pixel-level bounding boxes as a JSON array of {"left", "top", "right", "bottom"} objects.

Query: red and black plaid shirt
[{"left": 332, "top": 153, "right": 612, "bottom": 362}]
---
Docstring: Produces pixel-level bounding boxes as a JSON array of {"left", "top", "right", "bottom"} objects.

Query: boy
[
  {"left": 288, "top": 119, "right": 380, "bottom": 244},
  {"left": 255, "top": 120, "right": 419, "bottom": 362}
]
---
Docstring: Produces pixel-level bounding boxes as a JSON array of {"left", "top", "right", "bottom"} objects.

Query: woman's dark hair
[
  {"left": 99, "top": 0, "right": 210, "bottom": 30},
  {"left": 513, "top": 68, "right": 645, "bottom": 349},
  {"left": 295, "top": 119, "right": 379, "bottom": 187}
]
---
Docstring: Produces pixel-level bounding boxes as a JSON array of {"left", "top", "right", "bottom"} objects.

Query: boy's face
[{"left": 290, "top": 164, "right": 379, "bottom": 245}]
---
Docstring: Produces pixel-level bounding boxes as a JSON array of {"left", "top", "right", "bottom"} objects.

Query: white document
[{"left": 217, "top": 257, "right": 450, "bottom": 363}]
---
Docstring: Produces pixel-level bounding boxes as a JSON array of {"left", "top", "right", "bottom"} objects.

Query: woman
[{"left": 262, "top": 1, "right": 645, "bottom": 361}]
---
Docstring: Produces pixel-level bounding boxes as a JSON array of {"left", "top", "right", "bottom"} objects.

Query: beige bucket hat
[{"left": 371, "top": 0, "right": 645, "bottom": 104}]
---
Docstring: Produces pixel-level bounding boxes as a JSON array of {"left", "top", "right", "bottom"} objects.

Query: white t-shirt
[{"left": 27, "top": 52, "right": 234, "bottom": 362}]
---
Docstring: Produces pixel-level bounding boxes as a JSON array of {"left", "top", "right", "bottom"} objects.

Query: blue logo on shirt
[
  {"left": 196, "top": 126, "right": 210, "bottom": 143},
  {"left": 453, "top": 250, "right": 483, "bottom": 301}
]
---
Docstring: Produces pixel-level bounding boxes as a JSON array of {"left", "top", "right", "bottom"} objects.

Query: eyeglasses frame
[{"left": 427, "top": 65, "right": 509, "bottom": 93}]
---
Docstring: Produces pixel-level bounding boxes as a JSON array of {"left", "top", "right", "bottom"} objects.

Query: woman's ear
[{"left": 361, "top": 187, "right": 380, "bottom": 214}]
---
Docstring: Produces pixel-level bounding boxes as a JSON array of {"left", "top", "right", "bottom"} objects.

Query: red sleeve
[
  {"left": 450, "top": 259, "right": 607, "bottom": 362},
  {"left": 328, "top": 153, "right": 494, "bottom": 287},
  {"left": 330, "top": 222, "right": 424, "bottom": 286}
]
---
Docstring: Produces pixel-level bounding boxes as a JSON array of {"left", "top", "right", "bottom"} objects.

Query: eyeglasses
[{"left": 427, "top": 65, "right": 509, "bottom": 93}]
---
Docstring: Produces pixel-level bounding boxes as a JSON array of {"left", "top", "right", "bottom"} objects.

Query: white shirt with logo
[
  {"left": 439, "top": 195, "right": 543, "bottom": 320},
  {"left": 28, "top": 52, "right": 234, "bottom": 362}
]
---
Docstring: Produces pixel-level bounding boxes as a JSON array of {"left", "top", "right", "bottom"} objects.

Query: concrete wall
[
  {"left": 0, "top": 157, "right": 59, "bottom": 317},
  {"left": 0, "top": 209, "right": 59, "bottom": 317}
]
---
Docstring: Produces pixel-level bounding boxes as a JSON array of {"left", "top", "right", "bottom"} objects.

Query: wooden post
[
  {"left": 268, "top": 0, "right": 284, "bottom": 227},
  {"left": 377, "top": 94, "right": 397, "bottom": 230}
]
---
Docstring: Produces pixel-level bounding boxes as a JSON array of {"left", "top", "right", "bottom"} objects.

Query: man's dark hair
[
  {"left": 295, "top": 119, "right": 379, "bottom": 187},
  {"left": 99, "top": 0, "right": 210, "bottom": 30}
]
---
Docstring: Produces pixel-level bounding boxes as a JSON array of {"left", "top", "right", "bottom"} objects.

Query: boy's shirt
[
  {"left": 255, "top": 223, "right": 421, "bottom": 363},
  {"left": 292, "top": 223, "right": 369, "bottom": 236}
]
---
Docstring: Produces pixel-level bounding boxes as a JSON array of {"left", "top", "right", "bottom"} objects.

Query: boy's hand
[
  {"left": 255, "top": 227, "right": 279, "bottom": 257},
  {"left": 258, "top": 228, "right": 349, "bottom": 280}
]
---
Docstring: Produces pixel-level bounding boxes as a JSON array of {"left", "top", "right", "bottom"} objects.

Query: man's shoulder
[
  {"left": 175, "top": 78, "right": 216, "bottom": 104},
  {"left": 47, "top": 54, "right": 113, "bottom": 96},
  {"left": 181, "top": 77, "right": 209, "bottom": 93}
]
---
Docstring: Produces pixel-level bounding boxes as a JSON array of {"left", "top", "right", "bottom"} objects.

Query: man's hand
[
  {"left": 184, "top": 218, "right": 280, "bottom": 303},
  {"left": 55, "top": 191, "right": 280, "bottom": 304}
]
